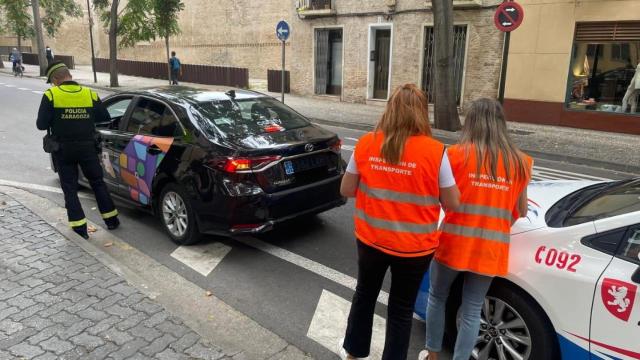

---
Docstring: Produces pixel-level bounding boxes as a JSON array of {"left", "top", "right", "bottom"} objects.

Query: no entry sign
[{"left": 494, "top": 1, "right": 524, "bottom": 32}]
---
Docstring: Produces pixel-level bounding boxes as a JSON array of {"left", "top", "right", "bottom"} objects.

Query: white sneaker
[
  {"left": 336, "top": 337, "right": 368, "bottom": 360},
  {"left": 418, "top": 349, "right": 430, "bottom": 360}
]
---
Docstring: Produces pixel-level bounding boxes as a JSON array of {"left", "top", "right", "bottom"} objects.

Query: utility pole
[{"left": 86, "top": 0, "right": 97, "bottom": 83}]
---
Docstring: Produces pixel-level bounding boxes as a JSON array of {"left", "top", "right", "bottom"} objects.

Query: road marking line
[
  {"left": 235, "top": 235, "right": 390, "bottom": 306},
  {"left": 345, "top": 137, "right": 359, "bottom": 142},
  {"left": 0, "top": 179, "right": 93, "bottom": 199},
  {"left": 341, "top": 145, "right": 355, "bottom": 152},
  {"left": 170, "top": 242, "right": 231, "bottom": 277},
  {"left": 32, "top": 90, "right": 44, "bottom": 94},
  {"left": 533, "top": 165, "right": 609, "bottom": 181},
  {"left": 4, "top": 84, "right": 16, "bottom": 87},
  {"left": 307, "top": 289, "right": 386, "bottom": 358},
  {"left": 18, "top": 87, "right": 30, "bottom": 91}
]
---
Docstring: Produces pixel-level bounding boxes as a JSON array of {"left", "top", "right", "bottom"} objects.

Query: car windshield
[{"left": 192, "top": 97, "right": 310, "bottom": 138}]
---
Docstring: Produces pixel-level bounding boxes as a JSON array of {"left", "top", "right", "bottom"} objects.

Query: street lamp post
[{"left": 86, "top": 0, "right": 97, "bottom": 83}]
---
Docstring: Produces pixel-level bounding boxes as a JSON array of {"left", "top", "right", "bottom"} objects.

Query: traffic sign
[
  {"left": 276, "top": 20, "right": 290, "bottom": 42},
  {"left": 494, "top": 1, "right": 524, "bottom": 32}
]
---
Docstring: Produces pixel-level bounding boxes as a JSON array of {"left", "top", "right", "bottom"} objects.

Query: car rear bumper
[{"left": 197, "top": 174, "right": 346, "bottom": 235}]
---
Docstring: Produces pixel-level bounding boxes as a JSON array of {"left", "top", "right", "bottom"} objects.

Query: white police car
[{"left": 415, "top": 179, "right": 640, "bottom": 360}]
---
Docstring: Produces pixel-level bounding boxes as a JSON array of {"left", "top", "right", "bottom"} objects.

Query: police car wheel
[
  {"left": 455, "top": 284, "right": 559, "bottom": 360},
  {"left": 159, "top": 183, "right": 201, "bottom": 245}
]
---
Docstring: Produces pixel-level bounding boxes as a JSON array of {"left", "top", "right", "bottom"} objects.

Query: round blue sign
[{"left": 276, "top": 20, "right": 290, "bottom": 42}]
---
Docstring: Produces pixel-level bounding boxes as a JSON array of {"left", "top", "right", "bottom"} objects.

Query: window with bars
[{"left": 422, "top": 25, "right": 468, "bottom": 105}]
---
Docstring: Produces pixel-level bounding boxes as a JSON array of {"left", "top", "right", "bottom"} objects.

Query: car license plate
[{"left": 284, "top": 160, "right": 295, "bottom": 175}]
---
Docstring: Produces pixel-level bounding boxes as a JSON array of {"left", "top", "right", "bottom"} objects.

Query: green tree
[
  {"left": 0, "top": 0, "right": 80, "bottom": 75},
  {"left": 93, "top": 0, "right": 183, "bottom": 87},
  {"left": 432, "top": 0, "right": 461, "bottom": 131},
  {"left": 151, "top": 0, "right": 184, "bottom": 85}
]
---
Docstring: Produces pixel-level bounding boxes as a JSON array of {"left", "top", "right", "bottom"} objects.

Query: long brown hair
[
  {"left": 461, "top": 98, "right": 529, "bottom": 181},
  {"left": 375, "top": 84, "right": 432, "bottom": 164}
]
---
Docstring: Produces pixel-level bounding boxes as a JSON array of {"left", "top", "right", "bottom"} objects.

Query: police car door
[
  {"left": 590, "top": 216, "right": 640, "bottom": 360},
  {"left": 116, "top": 97, "right": 182, "bottom": 206}
]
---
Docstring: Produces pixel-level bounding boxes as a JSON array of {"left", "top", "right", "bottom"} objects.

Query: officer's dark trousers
[{"left": 53, "top": 144, "right": 116, "bottom": 228}]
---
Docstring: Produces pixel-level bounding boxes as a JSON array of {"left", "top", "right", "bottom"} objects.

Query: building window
[
  {"left": 422, "top": 25, "right": 468, "bottom": 105},
  {"left": 567, "top": 22, "right": 640, "bottom": 114},
  {"left": 315, "top": 28, "right": 343, "bottom": 96}
]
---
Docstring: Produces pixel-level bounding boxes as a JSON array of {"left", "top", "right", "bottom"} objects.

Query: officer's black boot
[
  {"left": 72, "top": 224, "right": 89, "bottom": 239},
  {"left": 105, "top": 216, "right": 120, "bottom": 230}
]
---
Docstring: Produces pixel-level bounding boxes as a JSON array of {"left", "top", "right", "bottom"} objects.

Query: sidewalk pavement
[
  {"left": 3, "top": 62, "right": 638, "bottom": 174},
  {"left": 0, "top": 187, "right": 312, "bottom": 360},
  {"left": 0, "top": 192, "right": 230, "bottom": 360}
]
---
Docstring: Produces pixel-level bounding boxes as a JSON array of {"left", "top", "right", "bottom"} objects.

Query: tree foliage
[
  {"left": 40, "top": 0, "right": 81, "bottom": 37},
  {"left": 0, "top": 0, "right": 34, "bottom": 40}
]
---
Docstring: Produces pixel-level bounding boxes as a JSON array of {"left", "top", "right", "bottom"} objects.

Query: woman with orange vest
[
  {"left": 419, "top": 98, "right": 532, "bottom": 360},
  {"left": 338, "top": 84, "right": 460, "bottom": 360}
]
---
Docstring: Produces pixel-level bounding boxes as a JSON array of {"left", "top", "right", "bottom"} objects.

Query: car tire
[
  {"left": 159, "top": 183, "right": 202, "bottom": 245},
  {"left": 449, "top": 283, "right": 560, "bottom": 360}
]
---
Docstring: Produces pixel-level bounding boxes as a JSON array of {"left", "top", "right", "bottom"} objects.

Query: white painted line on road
[
  {"left": 307, "top": 289, "right": 386, "bottom": 358},
  {"left": 342, "top": 145, "right": 355, "bottom": 152},
  {"left": 533, "top": 165, "right": 609, "bottom": 181},
  {"left": 18, "top": 87, "right": 30, "bottom": 91},
  {"left": 235, "top": 236, "right": 390, "bottom": 306},
  {"left": 4, "top": 84, "right": 16, "bottom": 87},
  {"left": 0, "top": 179, "right": 93, "bottom": 199},
  {"left": 32, "top": 90, "right": 44, "bottom": 94},
  {"left": 345, "top": 137, "right": 359, "bottom": 142},
  {"left": 170, "top": 242, "right": 231, "bottom": 277}
]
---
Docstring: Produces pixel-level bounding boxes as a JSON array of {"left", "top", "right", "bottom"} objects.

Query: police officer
[{"left": 36, "top": 61, "right": 120, "bottom": 239}]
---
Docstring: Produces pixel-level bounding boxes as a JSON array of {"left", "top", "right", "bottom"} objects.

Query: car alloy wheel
[
  {"left": 458, "top": 296, "right": 532, "bottom": 360},
  {"left": 162, "top": 191, "right": 189, "bottom": 238}
]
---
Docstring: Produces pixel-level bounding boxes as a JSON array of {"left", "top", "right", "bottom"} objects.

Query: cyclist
[{"left": 10, "top": 48, "right": 23, "bottom": 76}]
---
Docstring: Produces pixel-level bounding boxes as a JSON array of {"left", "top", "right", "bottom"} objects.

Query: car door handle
[
  {"left": 632, "top": 267, "right": 640, "bottom": 284},
  {"left": 147, "top": 145, "right": 162, "bottom": 155}
]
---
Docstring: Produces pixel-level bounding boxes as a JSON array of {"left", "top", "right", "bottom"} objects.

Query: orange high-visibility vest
[
  {"left": 354, "top": 132, "right": 445, "bottom": 257},
  {"left": 435, "top": 144, "right": 532, "bottom": 276}
]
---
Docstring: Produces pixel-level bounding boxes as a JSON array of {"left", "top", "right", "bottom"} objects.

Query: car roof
[{"left": 129, "top": 86, "right": 268, "bottom": 106}]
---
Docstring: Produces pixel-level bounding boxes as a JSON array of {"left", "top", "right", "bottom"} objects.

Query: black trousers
[
  {"left": 171, "top": 69, "right": 180, "bottom": 85},
  {"left": 344, "top": 240, "right": 432, "bottom": 360},
  {"left": 53, "top": 145, "right": 116, "bottom": 228}
]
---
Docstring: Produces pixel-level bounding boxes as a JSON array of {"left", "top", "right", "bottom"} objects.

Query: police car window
[
  {"left": 566, "top": 181, "right": 640, "bottom": 225},
  {"left": 618, "top": 227, "right": 640, "bottom": 265},
  {"left": 127, "top": 99, "right": 181, "bottom": 137},
  {"left": 106, "top": 99, "right": 131, "bottom": 119},
  {"left": 193, "top": 97, "right": 309, "bottom": 137}
]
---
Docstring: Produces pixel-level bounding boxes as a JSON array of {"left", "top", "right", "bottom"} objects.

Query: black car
[{"left": 75, "top": 87, "right": 346, "bottom": 244}]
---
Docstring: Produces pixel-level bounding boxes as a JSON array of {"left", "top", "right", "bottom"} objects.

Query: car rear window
[{"left": 193, "top": 97, "right": 310, "bottom": 137}]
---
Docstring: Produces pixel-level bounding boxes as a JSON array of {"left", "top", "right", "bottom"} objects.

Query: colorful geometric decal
[{"left": 119, "top": 135, "right": 174, "bottom": 205}]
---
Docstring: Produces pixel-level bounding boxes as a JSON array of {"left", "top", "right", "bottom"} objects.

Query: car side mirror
[{"left": 632, "top": 267, "right": 640, "bottom": 284}]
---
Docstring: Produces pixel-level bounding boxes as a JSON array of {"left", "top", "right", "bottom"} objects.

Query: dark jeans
[
  {"left": 171, "top": 69, "right": 180, "bottom": 85},
  {"left": 344, "top": 240, "right": 432, "bottom": 359},
  {"left": 53, "top": 145, "right": 116, "bottom": 226}
]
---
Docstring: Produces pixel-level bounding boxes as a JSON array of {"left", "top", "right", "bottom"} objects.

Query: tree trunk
[
  {"left": 165, "top": 36, "right": 171, "bottom": 85},
  {"left": 31, "top": 0, "right": 47, "bottom": 76},
  {"left": 108, "top": 0, "right": 119, "bottom": 87},
  {"left": 432, "top": 0, "right": 461, "bottom": 131},
  {"left": 17, "top": 36, "right": 22, "bottom": 52}
]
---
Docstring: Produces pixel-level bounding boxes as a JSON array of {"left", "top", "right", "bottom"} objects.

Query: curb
[{"left": 310, "top": 117, "right": 640, "bottom": 176}]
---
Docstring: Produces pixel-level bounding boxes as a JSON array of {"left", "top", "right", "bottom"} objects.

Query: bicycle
[{"left": 12, "top": 62, "right": 24, "bottom": 78}]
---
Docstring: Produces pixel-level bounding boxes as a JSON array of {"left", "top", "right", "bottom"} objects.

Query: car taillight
[
  {"left": 212, "top": 156, "right": 282, "bottom": 173},
  {"left": 330, "top": 139, "right": 342, "bottom": 153}
]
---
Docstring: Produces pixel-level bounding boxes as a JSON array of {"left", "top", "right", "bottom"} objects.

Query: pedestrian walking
[
  {"left": 338, "top": 84, "right": 460, "bottom": 360},
  {"left": 419, "top": 98, "right": 532, "bottom": 360},
  {"left": 36, "top": 61, "right": 120, "bottom": 239},
  {"left": 45, "top": 45, "right": 54, "bottom": 65},
  {"left": 169, "top": 51, "right": 182, "bottom": 85}
]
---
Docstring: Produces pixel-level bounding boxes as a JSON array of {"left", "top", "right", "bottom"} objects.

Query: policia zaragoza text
[{"left": 36, "top": 61, "right": 120, "bottom": 239}]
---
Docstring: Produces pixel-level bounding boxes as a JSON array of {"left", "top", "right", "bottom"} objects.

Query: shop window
[{"left": 567, "top": 22, "right": 640, "bottom": 114}]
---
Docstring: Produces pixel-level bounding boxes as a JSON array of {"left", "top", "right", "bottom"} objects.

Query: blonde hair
[
  {"left": 375, "top": 84, "right": 432, "bottom": 164},
  {"left": 461, "top": 98, "right": 528, "bottom": 181}
]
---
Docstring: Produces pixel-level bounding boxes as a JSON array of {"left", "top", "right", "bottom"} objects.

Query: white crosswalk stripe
[{"left": 307, "top": 289, "right": 386, "bottom": 358}]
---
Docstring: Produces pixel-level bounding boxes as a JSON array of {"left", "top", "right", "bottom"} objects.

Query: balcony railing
[{"left": 296, "top": 0, "right": 335, "bottom": 18}]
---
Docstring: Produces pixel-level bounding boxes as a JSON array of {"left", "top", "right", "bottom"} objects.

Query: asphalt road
[{"left": 0, "top": 73, "right": 635, "bottom": 360}]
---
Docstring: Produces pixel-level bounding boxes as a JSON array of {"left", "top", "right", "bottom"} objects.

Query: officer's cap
[{"left": 45, "top": 61, "right": 68, "bottom": 84}]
